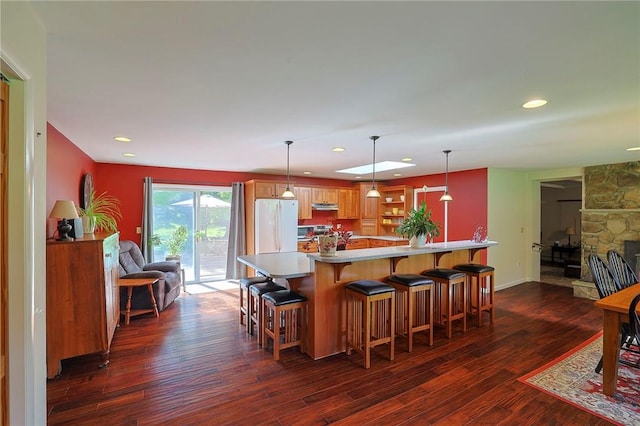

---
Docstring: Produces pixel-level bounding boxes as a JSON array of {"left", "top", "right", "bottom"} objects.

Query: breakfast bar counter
[{"left": 239, "top": 240, "right": 497, "bottom": 360}]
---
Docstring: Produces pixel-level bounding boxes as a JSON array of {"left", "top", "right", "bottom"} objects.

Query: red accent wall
[
  {"left": 94, "top": 163, "right": 357, "bottom": 244},
  {"left": 391, "top": 168, "right": 488, "bottom": 262},
  {"left": 46, "top": 123, "right": 95, "bottom": 213},
  {"left": 48, "top": 124, "right": 488, "bottom": 260}
]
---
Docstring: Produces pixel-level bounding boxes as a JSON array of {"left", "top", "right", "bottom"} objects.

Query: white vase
[
  {"left": 410, "top": 234, "right": 427, "bottom": 248},
  {"left": 82, "top": 216, "right": 96, "bottom": 234},
  {"left": 318, "top": 235, "right": 338, "bottom": 256}
]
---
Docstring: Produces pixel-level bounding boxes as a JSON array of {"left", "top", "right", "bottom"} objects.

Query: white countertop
[
  {"left": 238, "top": 240, "right": 498, "bottom": 278},
  {"left": 306, "top": 240, "right": 498, "bottom": 263},
  {"left": 238, "top": 251, "right": 312, "bottom": 279}
]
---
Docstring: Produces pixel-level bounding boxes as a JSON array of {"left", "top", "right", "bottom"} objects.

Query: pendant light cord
[
  {"left": 286, "top": 140, "right": 292, "bottom": 188},
  {"left": 370, "top": 135, "right": 379, "bottom": 188}
]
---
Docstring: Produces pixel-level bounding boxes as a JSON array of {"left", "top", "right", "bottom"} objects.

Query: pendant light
[
  {"left": 439, "top": 149, "right": 453, "bottom": 202},
  {"left": 366, "top": 135, "right": 381, "bottom": 198},
  {"left": 281, "top": 140, "right": 296, "bottom": 199}
]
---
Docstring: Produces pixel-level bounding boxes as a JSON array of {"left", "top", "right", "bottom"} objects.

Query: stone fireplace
[{"left": 572, "top": 161, "right": 640, "bottom": 299}]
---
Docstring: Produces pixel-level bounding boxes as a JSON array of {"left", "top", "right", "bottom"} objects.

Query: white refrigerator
[{"left": 255, "top": 199, "right": 299, "bottom": 253}]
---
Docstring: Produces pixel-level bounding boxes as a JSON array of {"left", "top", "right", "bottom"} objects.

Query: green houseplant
[
  {"left": 396, "top": 201, "right": 440, "bottom": 248},
  {"left": 77, "top": 190, "right": 122, "bottom": 234},
  {"left": 166, "top": 225, "right": 188, "bottom": 260}
]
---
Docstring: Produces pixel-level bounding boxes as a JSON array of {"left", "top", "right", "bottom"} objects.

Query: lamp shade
[
  {"left": 49, "top": 200, "right": 79, "bottom": 219},
  {"left": 566, "top": 227, "right": 576, "bottom": 235}
]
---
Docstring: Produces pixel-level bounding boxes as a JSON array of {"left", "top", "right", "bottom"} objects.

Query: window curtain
[
  {"left": 225, "top": 182, "right": 246, "bottom": 279},
  {"left": 141, "top": 177, "right": 154, "bottom": 263}
]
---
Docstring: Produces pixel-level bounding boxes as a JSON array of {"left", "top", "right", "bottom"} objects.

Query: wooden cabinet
[
  {"left": 338, "top": 188, "right": 359, "bottom": 219},
  {"left": 347, "top": 238, "right": 369, "bottom": 250},
  {"left": 254, "top": 181, "right": 290, "bottom": 199},
  {"left": 358, "top": 183, "right": 379, "bottom": 220},
  {"left": 379, "top": 185, "right": 413, "bottom": 236},
  {"left": 360, "top": 218, "right": 378, "bottom": 236},
  {"left": 294, "top": 186, "right": 312, "bottom": 219},
  {"left": 311, "top": 187, "right": 338, "bottom": 204},
  {"left": 367, "top": 238, "right": 408, "bottom": 248},
  {"left": 46, "top": 232, "right": 120, "bottom": 378},
  {"left": 368, "top": 238, "right": 395, "bottom": 248},
  {"left": 297, "top": 240, "right": 318, "bottom": 253}
]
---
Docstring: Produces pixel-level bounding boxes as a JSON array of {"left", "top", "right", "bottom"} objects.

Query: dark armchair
[{"left": 118, "top": 240, "right": 182, "bottom": 312}]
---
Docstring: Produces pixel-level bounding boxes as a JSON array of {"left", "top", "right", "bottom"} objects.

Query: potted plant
[
  {"left": 166, "top": 225, "right": 188, "bottom": 261},
  {"left": 77, "top": 190, "right": 122, "bottom": 234},
  {"left": 396, "top": 201, "right": 440, "bottom": 248}
]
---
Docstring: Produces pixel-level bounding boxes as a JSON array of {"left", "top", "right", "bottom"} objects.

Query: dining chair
[
  {"left": 587, "top": 254, "right": 621, "bottom": 298},
  {"left": 629, "top": 293, "right": 640, "bottom": 351},
  {"left": 607, "top": 250, "right": 638, "bottom": 289},
  {"left": 587, "top": 254, "right": 639, "bottom": 373}
]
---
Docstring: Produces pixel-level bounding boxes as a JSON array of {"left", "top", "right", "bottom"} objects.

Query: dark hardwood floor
[{"left": 47, "top": 282, "right": 611, "bottom": 425}]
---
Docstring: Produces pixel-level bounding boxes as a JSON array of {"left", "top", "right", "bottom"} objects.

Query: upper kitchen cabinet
[
  {"left": 251, "top": 180, "right": 291, "bottom": 199},
  {"left": 358, "top": 182, "right": 379, "bottom": 220},
  {"left": 337, "top": 188, "right": 359, "bottom": 219},
  {"left": 311, "top": 187, "right": 338, "bottom": 205},
  {"left": 294, "top": 186, "right": 312, "bottom": 219}
]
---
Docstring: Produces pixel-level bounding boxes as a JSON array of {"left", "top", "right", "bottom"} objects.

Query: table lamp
[
  {"left": 566, "top": 227, "right": 576, "bottom": 246},
  {"left": 49, "top": 200, "right": 80, "bottom": 241}
]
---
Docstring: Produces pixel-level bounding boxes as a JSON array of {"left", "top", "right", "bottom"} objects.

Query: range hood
[{"left": 311, "top": 203, "right": 339, "bottom": 211}]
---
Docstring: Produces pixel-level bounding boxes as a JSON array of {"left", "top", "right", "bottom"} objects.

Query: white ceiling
[{"left": 29, "top": 1, "right": 640, "bottom": 181}]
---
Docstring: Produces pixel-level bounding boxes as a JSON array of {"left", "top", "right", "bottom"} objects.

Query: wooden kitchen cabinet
[
  {"left": 46, "top": 232, "right": 120, "bottom": 378},
  {"left": 338, "top": 188, "right": 359, "bottom": 219},
  {"left": 298, "top": 240, "right": 318, "bottom": 253},
  {"left": 346, "top": 238, "right": 369, "bottom": 250},
  {"left": 294, "top": 186, "right": 312, "bottom": 219},
  {"left": 253, "top": 180, "right": 290, "bottom": 199},
  {"left": 311, "top": 187, "right": 338, "bottom": 204},
  {"left": 368, "top": 238, "right": 396, "bottom": 248},
  {"left": 358, "top": 183, "right": 379, "bottom": 220}
]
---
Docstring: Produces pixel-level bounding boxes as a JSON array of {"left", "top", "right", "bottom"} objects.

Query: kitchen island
[{"left": 238, "top": 240, "right": 497, "bottom": 360}]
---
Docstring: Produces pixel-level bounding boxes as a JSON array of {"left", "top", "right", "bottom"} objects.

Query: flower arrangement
[{"left": 302, "top": 226, "right": 353, "bottom": 253}]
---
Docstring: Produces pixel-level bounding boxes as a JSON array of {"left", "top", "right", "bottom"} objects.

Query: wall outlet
[{"left": 136, "top": 226, "right": 142, "bottom": 234}]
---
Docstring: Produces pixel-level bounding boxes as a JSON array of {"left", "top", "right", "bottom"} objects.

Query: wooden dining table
[{"left": 593, "top": 283, "right": 640, "bottom": 396}]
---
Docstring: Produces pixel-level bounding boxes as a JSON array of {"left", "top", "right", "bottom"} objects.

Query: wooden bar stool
[
  {"left": 453, "top": 263, "right": 495, "bottom": 327},
  {"left": 262, "top": 290, "right": 307, "bottom": 361},
  {"left": 345, "top": 280, "right": 395, "bottom": 369},
  {"left": 239, "top": 276, "right": 272, "bottom": 332},
  {"left": 387, "top": 274, "right": 435, "bottom": 352},
  {"left": 420, "top": 269, "right": 467, "bottom": 338},
  {"left": 249, "top": 281, "right": 286, "bottom": 346}
]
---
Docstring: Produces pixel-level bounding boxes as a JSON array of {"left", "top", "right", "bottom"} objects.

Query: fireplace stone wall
[{"left": 580, "top": 161, "right": 640, "bottom": 282}]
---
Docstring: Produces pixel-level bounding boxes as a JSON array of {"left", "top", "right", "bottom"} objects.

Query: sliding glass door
[{"left": 151, "top": 184, "right": 231, "bottom": 283}]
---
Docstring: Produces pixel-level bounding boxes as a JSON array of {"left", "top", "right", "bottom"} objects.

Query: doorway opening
[{"left": 539, "top": 179, "right": 582, "bottom": 287}]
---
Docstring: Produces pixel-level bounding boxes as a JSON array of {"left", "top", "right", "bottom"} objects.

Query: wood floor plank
[{"left": 47, "top": 282, "right": 612, "bottom": 425}]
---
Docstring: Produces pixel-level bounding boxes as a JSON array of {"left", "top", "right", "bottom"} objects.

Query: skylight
[{"left": 336, "top": 161, "right": 415, "bottom": 175}]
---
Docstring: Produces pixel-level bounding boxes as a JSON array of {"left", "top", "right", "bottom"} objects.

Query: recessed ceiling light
[
  {"left": 114, "top": 136, "right": 131, "bottom": 142},
  {"left": 401, "top": 157, "right": 412, "bottom": 162},
  {"left": 626, "top": 147, "right": 640, "bottom": 151},
  {"left": 332, "top": 147, "right": 345, "bottom": 152},
  {"left": 393, "top": 173, "right": 402, "bottom": 177},
  {"left": 123, "top": 152, "right": 136, "bottom": 157},
  {"left": 355, "top": 176, "right": 362, "bottom": 179},
  {"left": 303, "top": 171, "right": 311, "bottom": 175},
  {"left": 522, "top": 99, "right": 548, "bottom": 109},
  {"left": 337, "top": 161, "right": 415, "bottom": 175}
]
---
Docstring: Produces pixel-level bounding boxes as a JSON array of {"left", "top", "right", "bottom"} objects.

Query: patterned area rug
[{"left": 519, "top": 333, "right": 640, "bottom": 425}]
